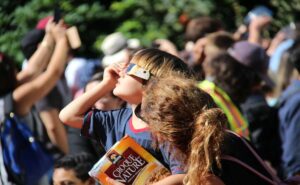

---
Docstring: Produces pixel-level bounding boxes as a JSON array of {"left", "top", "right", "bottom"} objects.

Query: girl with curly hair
[{"left": 139, "top": 74, "right": 280, "bottom": 185}]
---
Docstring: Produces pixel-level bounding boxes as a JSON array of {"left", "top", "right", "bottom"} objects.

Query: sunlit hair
[
  {"left": 141, "top": 74, "right": 227, "bottom": 185},
  {"left": 131, "top": 48, "right": 192, "bottom": 78}
]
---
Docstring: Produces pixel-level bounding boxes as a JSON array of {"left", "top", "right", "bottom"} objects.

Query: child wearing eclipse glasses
[{"left": 59, "top": 48, "right": 192, "bottom": 184}]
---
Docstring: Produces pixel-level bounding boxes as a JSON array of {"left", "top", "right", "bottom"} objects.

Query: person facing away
[
  {"left": 21, "top": 16, "right": 70, "bottom": 154},
  {"left": 138, "top": 74, "right": 282, "bottom": 185},
  {"left": 278, "top": 46, "right": 300, "bottom": 178},
  {"left": 52, "top": 152, "right": 96, "bottom": 185},
  {"left": 59, "top": 48, "right": 193, "bottom": 185},
  {"left": 181, "top": 16, "right": 224, "bottom": 80},
  {"left": 0, "top": 19, "right": 70, "bottom": 184},
  {"left": 228, "top": 41, "right": 282, "bottom": 173},
  {"left": 191, "top": 31, "right": 235, "bottom": 80},
  {"left": 200, "top": 51, "right": 254, "bottom": 139}
]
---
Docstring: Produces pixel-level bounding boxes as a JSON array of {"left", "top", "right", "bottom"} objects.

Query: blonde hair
[
  {"left": 141, "top": 74, "right": 227, "bottom": 185},
  {"left": 132, "top": 48, "right": 192, "bottom": 78},
  {"left": 185, "top": 108, "right": 226, "bottom": 185}
]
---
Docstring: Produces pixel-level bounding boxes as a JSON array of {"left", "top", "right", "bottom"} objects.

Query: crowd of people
[{"left": 1, "top": 5, "right": 300, "bottom": 185}]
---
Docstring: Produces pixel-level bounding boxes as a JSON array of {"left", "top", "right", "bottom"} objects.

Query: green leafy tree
[
  {"left": 271, "top": 0, "right": 300, "bottom": 28},
  {"left": 0, "top": 0, "right": 109, "bottom": 65},
  {"left": 0, "top": 0, "right": 298, "bottom": 65}
]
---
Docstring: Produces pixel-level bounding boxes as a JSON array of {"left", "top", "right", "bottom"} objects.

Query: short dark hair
[
  {"left": 21, "top": 29, "right": 45, "bottom": 59},
  {"left": 203, "top": 52, "right": 255, "bottom": 103},
  {"left": 289, "top": 46, "right": 300, "bottom": 73},
  {"left": 54, "top": 153, "right": 96, "bottom": 182},
  {"left": 185, "top": 17, "right": 223, "bottom": 43}
]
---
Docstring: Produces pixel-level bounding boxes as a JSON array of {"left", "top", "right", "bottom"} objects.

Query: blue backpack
[{"left": 0, "top": 94, "right": 53, "bottom": 185}]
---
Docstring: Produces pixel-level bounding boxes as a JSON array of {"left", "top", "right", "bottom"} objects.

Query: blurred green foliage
[{"left": 0, "top": 0, "right": 299, "bottom": 65}]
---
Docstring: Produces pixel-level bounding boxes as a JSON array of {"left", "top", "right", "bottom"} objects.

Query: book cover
[{"left": 89, "top": 135, "right": 170, "bottom": 185}]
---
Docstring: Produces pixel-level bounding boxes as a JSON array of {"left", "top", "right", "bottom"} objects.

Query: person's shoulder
[
  {"left": 221, "top": 131, "right": 251, "bottom": 157},
  {"left": 281, "top": 81, "right": 300, "bottom": 99},
  {"left": 110, "top": 107, "right": 132, "bottom": 118},
  {"left": 279, "top": 81, "right": 300, "bottom": 109},
  {"left": 91, "top": 108, "right": 132, "bottom": 123}
]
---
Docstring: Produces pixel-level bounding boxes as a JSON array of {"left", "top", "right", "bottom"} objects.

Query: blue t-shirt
[
  {"left": 278, "top": 80, "right": 300, "bottom": 177},
  {"left": 81, "top": 108, "right": 184, "bottom": 174}
]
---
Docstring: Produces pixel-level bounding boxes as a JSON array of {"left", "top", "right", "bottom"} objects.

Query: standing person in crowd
[
  {"left": 0, "top": 19, "right": 70, "bottom": 184},
  {"left": 199, "top": 51, "right": 253, "bottom": 139},
  {"left": 181, "top": 16, "right": 223, "bottom": 80},
  {"left": 278, "top": 46, "right": 300, "bottom": 178},
  {"left": 21, "top": 16, "right": 70, "bottom": 154},
  {"left": 228, "top": 41, "right": 282, "bottom": 173},
  {"left": 60, "top": 48, "right": 192, "bottom": 184},
  {"left": 138, "top": 74, "right": 281, "bottom": 185},
  {"left": 191, "top": 31, "right": 235, "bottom": 80},
  {"left": 270, "top": 24, "right": 300, "bottom": 102},
  {"left": 233, "top": 5, "right": 273, "bottom": 48},
  {"left": 52, "top": 153, "right": 96, "bottom": 185}
]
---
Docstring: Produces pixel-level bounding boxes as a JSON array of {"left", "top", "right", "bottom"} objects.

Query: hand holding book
[
  {"left": 89, "top": 136, "right": 170, "bottom": 185},
  {"left": 106, "top": 177, "right": 125, "bottom": 185}
]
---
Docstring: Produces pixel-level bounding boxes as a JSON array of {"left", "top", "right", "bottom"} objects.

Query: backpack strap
[
  {"left": 0, "top": 93, "right": 15, "bottom": 185},
  {"left": 222, "top": 155, "right": 277, "bottom": 185},
  {"left": 1, "top": 94, "right": 13, "bottom": 122},
  {"left": 3, "top": 93, "right": 14, "bottom": 115},
  {"left": 283, "top": 176, "right": 300, "bottom": 185},
  {"left": 225, "top": 130, "right": 282, "bottom": 184}
]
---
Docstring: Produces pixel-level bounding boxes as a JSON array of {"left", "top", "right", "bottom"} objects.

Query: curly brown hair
[
  {"left": 203, "top": 52, "right": 256, "bottom": 104},
  {"left": 141, "top": 74, "right": 228, "bottom": 185}
]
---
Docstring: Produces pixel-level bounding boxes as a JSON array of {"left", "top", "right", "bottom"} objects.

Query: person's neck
[{"left": 131, "top": 104, "right": 148, "bottom": 130}]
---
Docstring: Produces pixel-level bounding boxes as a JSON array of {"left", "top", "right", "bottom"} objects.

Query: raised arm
[
  {"left": 248, "top": 16, "right": 272, "bottom": 46},
  {"left": 59, "top": 64, "right": 122, "bottom": 128},
  {"left": 17, "top": 20, "right": 55, "bottom": 84},
  {"left": 13, "top": 20, "right": 69, "bottom": 116}
]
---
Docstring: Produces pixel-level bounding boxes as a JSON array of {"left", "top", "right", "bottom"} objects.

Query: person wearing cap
[
  {"left": 278, "top": 46, "right": 300, "bottom": 178},
  {"left": 199, "top": 49, "right": 253, "bottom": 139},
  {"left": 228, "top": 41, "right": 282, "bottom": 172},
  {"left": 101, "top": 32, "right": 141, "bottom": 68}
]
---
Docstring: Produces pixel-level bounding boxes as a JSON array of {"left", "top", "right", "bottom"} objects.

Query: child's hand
[
  {"left": 106, "top": 177, "right": 125, "bottom": 185},
  {"left": 103, "top": 62, "right": 127, "bottom": 85}
]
